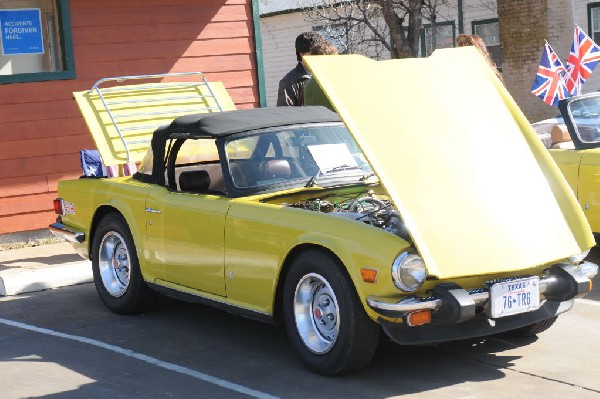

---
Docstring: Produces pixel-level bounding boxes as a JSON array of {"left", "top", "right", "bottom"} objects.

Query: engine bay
[{"left": 285, "top": 190, "right": 412, "bottom": 243}]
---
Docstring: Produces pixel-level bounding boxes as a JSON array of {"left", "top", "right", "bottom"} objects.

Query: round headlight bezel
[{"left": 391, "top": 251, "right": 427, "bottom": 292}]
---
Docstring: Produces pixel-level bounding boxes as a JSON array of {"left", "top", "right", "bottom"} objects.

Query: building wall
[
  {"left": 0, "top": 0, "right": 258, "bottom": 235},
  {"left": 260, "top": 13, "right": 313, "bottom": 106},
  {"left": 498, "top": 0, "right": 553, "bottom": 123},
  {"left": 428, "top": 0, "right": 496, "bottom": 29},
  {"left": 462, "top": 0, "right": 498, "bottom": 27}
]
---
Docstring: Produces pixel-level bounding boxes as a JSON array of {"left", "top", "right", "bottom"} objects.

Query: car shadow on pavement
[
  {"left": 73, "top": 293, "right": 560, "bottom": 396},
  {"left": 354, "top": 335, "right": 523, "bottom": 394},
  {"left": 0, "top": 253, "right": 84, "bottom": 268}
]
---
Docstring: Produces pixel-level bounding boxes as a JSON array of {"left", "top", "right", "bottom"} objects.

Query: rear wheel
[
  {"left": 503, "top": 316, "right": 558, "bottom": 337},
  {"left": 282, "top": 250, "right": 380, "bottom": 375},
  {"left": 92, "top": 213, "right": 158, "bottom": 314}
]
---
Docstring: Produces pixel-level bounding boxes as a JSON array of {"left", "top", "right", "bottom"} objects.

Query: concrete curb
[{"left": 0, "top": 260, "right": 93, "bottom": 296}]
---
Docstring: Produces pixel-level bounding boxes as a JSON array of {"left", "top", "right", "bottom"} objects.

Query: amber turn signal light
[
  {"left": 360, "top": 268, "right": 378, "bottom": 283},
  {"left": 405, "top": 310, "right": 432, "bottom": 326}
]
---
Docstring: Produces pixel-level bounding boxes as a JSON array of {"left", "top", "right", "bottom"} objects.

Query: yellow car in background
[
  {"left": 50, "top": 49, "right": 597, "bottom": 375},
  {"left": 534, "top": 92, "right": 600, "bottom": 234}
]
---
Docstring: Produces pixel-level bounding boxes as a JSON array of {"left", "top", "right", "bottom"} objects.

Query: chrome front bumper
[
  {"left": 49, "top": 222, "right": 85, "bottom": 243},
  {"left": 367, "top": 262, "right": 597, "bottom": 321}
]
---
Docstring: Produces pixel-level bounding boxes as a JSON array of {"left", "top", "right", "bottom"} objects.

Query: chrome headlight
[
  {"left": 568, "top": 249, "right": 590, "bottom": 265},
  {"left": 391, "top": 252, "right": 427, "bottom": 292}
]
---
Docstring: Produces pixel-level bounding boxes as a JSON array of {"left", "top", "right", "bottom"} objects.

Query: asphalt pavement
[
  {"left": 1, "top": 282, "right": 599, "bottom": 398},
  {"left": 0, "top": 239, "right": 599, "bottom": 398}
]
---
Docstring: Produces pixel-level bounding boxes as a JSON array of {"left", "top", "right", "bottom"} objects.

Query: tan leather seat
[{"left": 551, "top": 124, "right": 575, "bottom": 149}]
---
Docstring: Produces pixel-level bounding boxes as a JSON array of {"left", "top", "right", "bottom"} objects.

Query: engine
[{"left": 287, "top": 191, "right": 412, "bottom": 243}]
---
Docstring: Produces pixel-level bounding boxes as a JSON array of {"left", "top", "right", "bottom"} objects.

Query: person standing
[
  {"left": 302, "top": 41, "right": 339, "bottom": 110},
  {"left": 276, "top": 32, "right": 324, "bottom": 106}
]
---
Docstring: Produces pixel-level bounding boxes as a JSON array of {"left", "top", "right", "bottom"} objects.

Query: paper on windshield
[{"left": 308, "top": 143, "right": 358, "bottom": 171}]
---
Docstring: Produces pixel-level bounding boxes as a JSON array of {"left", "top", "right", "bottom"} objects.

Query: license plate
[{"left": 489, "top": 277, "right": 540, "bottom": 318}]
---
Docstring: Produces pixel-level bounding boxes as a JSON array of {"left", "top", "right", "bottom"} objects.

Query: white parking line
[
  {"left": 0, "top": 317, "right": 279, "bottom": 399},
  {"left": 575, "top": 298, "right": 600, "bottom": 307}
]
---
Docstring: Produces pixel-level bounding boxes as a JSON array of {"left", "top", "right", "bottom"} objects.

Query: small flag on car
[
  {"left": 531, "top": 41, "right": 570, "bottom": 106},
  {"left": 566, "top": 25, "right": 600, "bottom": 96}
]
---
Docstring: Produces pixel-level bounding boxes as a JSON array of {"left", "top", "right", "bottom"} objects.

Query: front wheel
[
  {"left": 282, "top": 250, "right": 380, "bottom": 375},
  {"left": 91, "top": 213, "right": 158, "bottom": 314}
]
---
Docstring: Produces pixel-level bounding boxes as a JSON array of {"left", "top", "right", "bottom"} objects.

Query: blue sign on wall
[{"left": 0, "top": 9, "right": 44, "bottom": 56}]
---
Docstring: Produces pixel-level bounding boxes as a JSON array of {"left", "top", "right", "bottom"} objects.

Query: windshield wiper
[
  {"left": 324, "top": 164, "right": 361, "bottom": 173},
  {"left": 306, "top": 165, "right": 368, "bottom": 187},
  {"left": 305, "top": 170, "right": 322, "bottom": 187},
  {"left": 359, "top": 172, "right": 377, "bottom": 181}
]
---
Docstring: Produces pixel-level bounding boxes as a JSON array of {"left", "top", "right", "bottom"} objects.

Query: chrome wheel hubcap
[
  {"left": 98, "top": 231, "right": 130, "bottom": 297},
  {"left": 293, "top": 273, "right": 339, "bottom": 354}
]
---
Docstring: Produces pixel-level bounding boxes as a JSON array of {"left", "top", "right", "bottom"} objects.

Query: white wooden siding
[{"left": 260, "top": 13, "right": 314, "bottom": 106}]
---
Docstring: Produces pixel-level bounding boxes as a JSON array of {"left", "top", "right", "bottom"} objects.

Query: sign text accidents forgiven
[{"left": 0, "top": 9, "right": 44, "bottom": 55}]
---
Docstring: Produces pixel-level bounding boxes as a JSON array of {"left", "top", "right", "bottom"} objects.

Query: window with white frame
[
  {"left": 589, "top": 3, "right": 600, "bottom": 43},
  {"left": 0, "top": 0, "right": 74, "bottom": 83},
  {"left": 473, "top": 19, "right": 502, "bottom": 70},
  {"left": 420, "top": 22, "right": 455, "bottom": 57}
]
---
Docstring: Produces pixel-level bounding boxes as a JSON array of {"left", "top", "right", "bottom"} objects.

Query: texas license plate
[{"left": 489, "top": 277, "right": 540, "bottom": 318}]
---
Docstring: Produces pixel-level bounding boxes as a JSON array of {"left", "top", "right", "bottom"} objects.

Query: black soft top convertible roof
[
  {"left": 142, "top": 106, "right": 342, "bottom": 187},
  {"left": 161, "top": 105, "right": 341, "bottom": 138}
]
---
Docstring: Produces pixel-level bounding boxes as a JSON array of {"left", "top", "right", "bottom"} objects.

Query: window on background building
[
  {"left": 589, "top": 3, "right": 600, "bottom": 43},
  {"left": 420, "top": 21, "right": 455, "bottom": 57},
  {"left": 0, "top": 0, "right": 74, "bottom": 83},
  {"left": 313, "top": 24, "right": 348, "bottom": 54},
  {"left": 473, "top": 19, "right": 502, "bottom": 71}
]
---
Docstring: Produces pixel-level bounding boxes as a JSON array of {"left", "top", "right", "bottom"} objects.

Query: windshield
[
  {"left": 567, "top": 95, "right": 600, "bottom": 144},
  {"left": 224, "top": 123, "right": 374, "bottom": 190}
]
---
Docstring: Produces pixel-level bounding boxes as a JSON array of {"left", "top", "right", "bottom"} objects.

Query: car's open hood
[
  {"left": 73, "top": 75, "right": 236, "bottom": 166},
  {"left": 304, "top": 49, "right": 595, "bottom": 279}
]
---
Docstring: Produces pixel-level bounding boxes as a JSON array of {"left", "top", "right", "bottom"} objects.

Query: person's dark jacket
[{"left": 276, "top": 62, "right": 311, "bottom": 106}]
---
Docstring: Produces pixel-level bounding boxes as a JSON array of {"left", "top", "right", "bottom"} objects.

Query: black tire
[
  {"left": 503, "top": 316, "right": 558, "bottom": 338},
  {"left": 91, "top": 213, "right": 158, "bottom": 314},
  {"left": 282, "top": 249, "right": 380, "bottom": 375}
]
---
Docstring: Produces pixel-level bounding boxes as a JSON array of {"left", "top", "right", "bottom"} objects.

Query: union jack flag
[
  {"left": 530, "top": 42, "right": 570, "bottom": 106},
  {"left": 566, "top": 25, "right": 600, "bottom": 95}
]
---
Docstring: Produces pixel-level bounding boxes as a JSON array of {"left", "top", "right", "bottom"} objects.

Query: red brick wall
[
  {"left": 497, "top": 0, "right": 573, "bottom": 122},
  {"left": 0, "top": 0, "right": 258, "bottom": 234}
]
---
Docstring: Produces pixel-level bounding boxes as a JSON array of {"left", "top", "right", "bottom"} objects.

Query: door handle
[{"left": 145, "top": 207, "right": 162, "bottom": 214}]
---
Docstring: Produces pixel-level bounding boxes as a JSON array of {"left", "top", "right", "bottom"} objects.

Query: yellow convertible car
[{"left": 50, "top": 49, "right": 597, "bottom": 375}]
